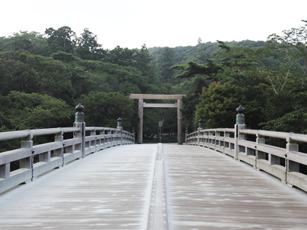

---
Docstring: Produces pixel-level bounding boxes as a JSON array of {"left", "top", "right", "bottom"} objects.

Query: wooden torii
[{"left": 129, "top": 94, "right": 185, "bottom": 145}]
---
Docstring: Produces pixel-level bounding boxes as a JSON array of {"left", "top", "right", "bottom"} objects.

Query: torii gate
[{"left": 129, "top": 94, "right": 185, "bottom": 145}]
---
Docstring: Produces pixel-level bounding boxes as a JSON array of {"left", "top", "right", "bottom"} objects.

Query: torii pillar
[
  {"left": 129, "top": 94, "right": 185, "bottom": 145},
  {"left": 138, "top": 98, "right": 144, "bottom": 144}
]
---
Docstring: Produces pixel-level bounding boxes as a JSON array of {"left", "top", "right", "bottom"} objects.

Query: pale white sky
[{"left": 1, "top": 0, "right": 306, "bottom": 50}]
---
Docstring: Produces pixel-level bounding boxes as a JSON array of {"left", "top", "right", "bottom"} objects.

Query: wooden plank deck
[
  {"left": 0, "top": 145, "right": 157, "bottom": 230},
  {"left": 0, "top": 144, "right": 307, "bottom": 229},
  {"left": 163, "top": 144, "right": 307, "bottom": 229}
]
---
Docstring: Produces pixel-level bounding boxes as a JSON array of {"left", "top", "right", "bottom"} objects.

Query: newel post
[
  {"left": 74, "top": 103, "right": 85, "bottom": 158},
  {"left": 117, "top": 118, "right": 123, "bottom": 145},
  {"left": 234, "top": 105, "right": 246, "bottom": 160}
]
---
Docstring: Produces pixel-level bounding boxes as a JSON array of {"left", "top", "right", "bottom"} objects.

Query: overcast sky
[{"left": 1, "top": 0, "right": 306, "bottom": 50}]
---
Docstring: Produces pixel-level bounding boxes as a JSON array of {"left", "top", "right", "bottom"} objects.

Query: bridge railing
[
  {"left": 186, "top": 106, "right": 307, "bottom": 192},
  {"left": 186, "top": 128, "right": 235, "bottom": 157},
  {"left": 0, "top": 104, "right": 135, "bottom": 194}
]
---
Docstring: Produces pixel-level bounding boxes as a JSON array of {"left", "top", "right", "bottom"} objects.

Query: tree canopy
[{"left": 1, "top": 21, "right": 307, "bottom": 141}]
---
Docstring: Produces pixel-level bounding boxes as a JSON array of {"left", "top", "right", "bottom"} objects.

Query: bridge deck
[{"left": 0, "top": 144, "right": 307, "bottom": 229}]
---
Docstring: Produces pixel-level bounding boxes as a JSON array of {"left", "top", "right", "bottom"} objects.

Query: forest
[{"left": 0, "top": 20, "right": 307, "bottom": 143}]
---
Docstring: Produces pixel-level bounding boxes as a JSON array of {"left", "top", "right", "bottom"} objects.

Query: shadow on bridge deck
[{"left": 0, "top": 144, "right": 307, "bottom": 229}]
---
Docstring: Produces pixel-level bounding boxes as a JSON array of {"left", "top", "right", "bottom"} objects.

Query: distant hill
[{"left": 148, "top": 40, "right": 266, "bottom": 66}]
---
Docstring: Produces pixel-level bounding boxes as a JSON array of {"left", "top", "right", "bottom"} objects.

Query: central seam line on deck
[{"left": 146, "top": 143, "right": 168, "bottom": 230}]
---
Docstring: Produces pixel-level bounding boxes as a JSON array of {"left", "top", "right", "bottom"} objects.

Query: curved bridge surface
[{"left": 1, "top": 144, "right": 307, "bottom": 229}]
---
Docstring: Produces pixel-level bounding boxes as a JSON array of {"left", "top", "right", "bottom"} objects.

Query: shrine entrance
[{"left": 129, "top": 94, "right": 185, "bottom": 145}]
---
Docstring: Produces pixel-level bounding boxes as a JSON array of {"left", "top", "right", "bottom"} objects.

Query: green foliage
[
  {"left": 79, "top": 92, "right": 135, "bottom": 130},
  {"left": 171, "top": 59, "right": 222, "bottom": 80},
  {"left": 157, "top": 47, "right": 176, "bottom": 83},
  {"left": 217, "top": 40, "right": 231, "bottom": 52},
  {"left": 105, "top": 45, "right": 156, "bottom": 80},
  {"left": 1, "top": 22, "right": 307, "bottom": 137},
  {"left": 212, "top": 41, "right": 263, "bottom": 87},
  {"left": 0, "top": 50, "right": 41, "bottom": 94},
  {"left": 75, "top": 28, "right": 105, "bottom": 60},
  {"left": 0, "top": 92, "right": 72, "bottom": 130},
  {"left": 0, "top": 49, "right": 155, "bottom": 103},
  {"left": 261, "top": 108, "right": 307, "bottom": 134},
  {"left": 143, "top": 107, "right": 178, "bottom": 143},
  {"left": 195, "top": 82, "right": 245, "bottom": 128},
  {"left": 195, "top": 81, "right": 263, "bottom": 129},
  {"left": 0, "top": 31, "right": 49, "bottom": 56},
  {"left": 261, "top": 86, "right": 307, "bottom": 133},
  {"left": 78, "top": 60, "right": 144, "bottom": 94},
  {"left": 0, "top": 50, "right": 77, "bottom": 103},
  {"left": 51, "top": 51, "right": 80, "bottom": 62},
  {"left": 45, "top": 26, "right": 76, "bottom": 54},
  {"left": 266, "top": 25, "right": 307, "bottom": 86}
]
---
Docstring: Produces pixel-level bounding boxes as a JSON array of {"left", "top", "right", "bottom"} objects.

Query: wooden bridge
[
  {"left": 1, "top": 104, "right": 307, "bottom": 229},
  {"left": 1, "top": 143, "right": 307, "bottom": 229}
]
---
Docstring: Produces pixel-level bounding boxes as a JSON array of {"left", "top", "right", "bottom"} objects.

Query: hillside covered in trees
[{"left": 0, "top": 20, "right": 307, "bottom": 142}]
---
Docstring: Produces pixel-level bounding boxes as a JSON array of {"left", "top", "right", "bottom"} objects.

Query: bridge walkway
[{"left": 0, "top": 144, "right": 307, "bottom": 229}]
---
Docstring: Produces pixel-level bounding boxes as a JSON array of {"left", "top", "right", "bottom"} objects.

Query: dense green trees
[
  {"left": 80, "top": 92, "right": 135, "bottom": 130},
  {"left": 0, "top": 26, "right": 162, "bottom": 134},
  {"left": 1, "top": 21, "right": 307, "bottom": 140},
  {"left": 45, "top": 26, "right": 76, "bottom": 54},
  {"left": 171, "top": 20, "right": 307, "bottom": 134},
  {"left": 158, "top": 47, "right": 175, "bottom": 83},
  {"left": 0, "top": 31, "right": 49, "bottom": 55},
  {"left": 75, "top": 28, "right": 105, "bottom": 60},
  {"left": 0, "top": 92, "right": 72, "bottom": 131}
]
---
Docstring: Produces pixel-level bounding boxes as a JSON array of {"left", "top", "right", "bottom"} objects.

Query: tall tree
[
  {"left": 76, "top": 28, "right": 105, "bottom": 60},
  {"left": 158, "top": 47, "right": 175, "bottom": 83},
  {"left": 45, "top": 26, "right": 76, "bottom": 54},
  {"left": 267, "top": 22, "right": 307, "bottom": 86}
]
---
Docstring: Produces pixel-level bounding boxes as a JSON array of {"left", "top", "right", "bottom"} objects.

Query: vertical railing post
[
  {"left": 234, "top": 105, "right": 246, "bottom": 160},
  {"left": 286, "top": 135, "right": 299, "bottom": 184},
  {"left": 55, "top": 131, "right": 64, "bottom": 166},
  {"left": 256, "top": 133, "right": 265, "bottom": 169},
  {"left": 223, "top": 130, "right": 230, "bottom": 154},
  {"left": 0, "top": 160, "right": 10, "bottom": 179},
  {"left": 185, "top": 127, "right": 188, "bottom": 145},
  {"left": 132, "top": 127, "right": 135, "bottom": 144},
  {"left": 0, "top": 162, "right": 10, "bottom": 180},
  {"left": 109, "top": 130, "right": 112, "bottom": 147},
  {"left": 102, "top": 129, "right": 106, "bottom": 149},
  {"left": 197, "top": 119, "right": 203, "bottom": 146},
  {"left": 90, "top": 129, "right": 96, "bottom": 152},
  {"left": 73, "top": 103, "right": 85, "bottom": 158},
  {"left": 20, "top": 132, "right": 33, "bottom": 182},
  {"left": 215, "top": 130, "right": 220, "bottom": 150}
]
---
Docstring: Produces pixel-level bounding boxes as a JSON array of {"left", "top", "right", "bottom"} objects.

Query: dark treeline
[{"left": 1, "top": 21, "right": 307, "bottom": 143}]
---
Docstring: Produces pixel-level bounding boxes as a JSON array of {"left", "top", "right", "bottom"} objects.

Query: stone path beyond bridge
[{"left": 0, "top": 144, "right": 307, "bottom": 229}]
